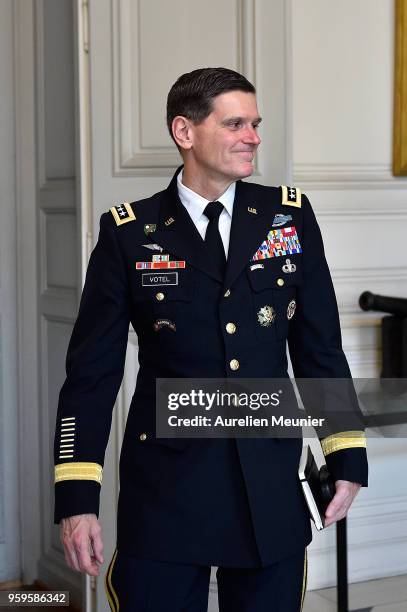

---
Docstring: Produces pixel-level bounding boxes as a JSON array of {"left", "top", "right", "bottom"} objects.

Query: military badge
[
  {"left": 287, "top": 299, "right": 296, "bottom": 320},
  {"left": 251, "top": 226, "right": 302, "bottom": 260},
  {"left": 282, "top": 258, "right": 296, "bottom": 273},
  {"left": 153, "top": 319, "right": 176, "bottom": 332},
  {"left": 110, "top": 202, "right": 136, "bottom": 226},
  {"left": 250, "top": 263, "right": 264, "bottom": 271},
  {"left": 272, "top": 213, "right": 292, "bottom": 227},
  {"left": 136, "top": 260, "right": 185, "bottom": 270},
  {"left": 142, "top": 243, "right": 163, "bottom": 252},
  {"left": 152, "top": 254, "right": 169, "bottom": 263},
  {"left": 144, "top": 223, "right": 156, "bottom": 235},
  {"left": 257, "top": 305, "right": 276, "bottom": 327},
  {"left": 281, "top": 185, "right": 302, "bottom": 208}
]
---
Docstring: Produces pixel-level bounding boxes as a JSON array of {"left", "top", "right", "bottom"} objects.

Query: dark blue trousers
[{"left": 105, "top": 547, "right": 308, "bottom": 612}]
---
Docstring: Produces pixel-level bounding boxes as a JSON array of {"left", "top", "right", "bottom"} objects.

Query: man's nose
[{"left": 243, "top": 125, "right": 261, "bottom": 146}]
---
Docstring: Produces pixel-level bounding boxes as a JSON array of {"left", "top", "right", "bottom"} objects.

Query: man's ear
[{"left": 172, "top": 116, "right": 193, "bottom": 151}]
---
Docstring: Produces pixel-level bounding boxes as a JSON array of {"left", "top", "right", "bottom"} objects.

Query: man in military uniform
[{"left": 54, "top": 68, "right": 368, "bottom": 611}]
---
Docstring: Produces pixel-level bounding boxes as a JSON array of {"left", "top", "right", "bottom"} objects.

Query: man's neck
[{"left": 181, "top": 166, "right": 235, "bottom": 201}]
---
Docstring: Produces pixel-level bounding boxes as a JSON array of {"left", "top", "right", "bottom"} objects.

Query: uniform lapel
[
  {"left": 152, "top": 167, "right": 223, "bottom": 283},
  {"left": 223, "top": 180, "right": 271, "bottom": 291}
]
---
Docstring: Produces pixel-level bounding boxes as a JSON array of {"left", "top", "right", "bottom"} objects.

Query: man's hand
[
  {"left": 324, "top": 480, "right": 361, "bottom": 527},
  {"left": 60, "top": 514, "right": 104, "bottom": 576}
]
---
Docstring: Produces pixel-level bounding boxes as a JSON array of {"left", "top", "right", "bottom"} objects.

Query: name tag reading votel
[{"left": 142, "top": 272, "right": 178, "bottom": 287}]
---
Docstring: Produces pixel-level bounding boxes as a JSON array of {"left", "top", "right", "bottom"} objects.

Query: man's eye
[{"left": 230, "top": 121, "right": 242, "bottom": 128}]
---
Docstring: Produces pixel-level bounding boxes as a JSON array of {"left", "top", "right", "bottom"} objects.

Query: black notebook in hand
[{"left": 298, "top": 444, "right": 336, "bottom": 530}]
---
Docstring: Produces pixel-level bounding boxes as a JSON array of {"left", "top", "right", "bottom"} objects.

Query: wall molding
[
  {"left": 293, "top": 162, "right": 407, "bottom": 190},
  {"left": 39, "top": 209, "right": 78, "bottom": 295},
  {"left": 35, "top": 0, "right": 75, "bottom": 188},
  {"left": 111, "top": 0, "right": 256, "bottom": 175},
  {"left": 14, "top": 0, "right": 43, "bottom": 585}
]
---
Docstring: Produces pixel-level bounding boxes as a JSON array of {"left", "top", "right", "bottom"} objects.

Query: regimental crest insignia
[
  {"left": 110, "top": 202, "right": 136, "bottom": 226},
  {"left": 281, "top": 185, "right": 302, "bottom": 208},
  {"left": 144, "top": 223, "right": 156, "bottom": 235},
  {"left": 257, "top": 305, "right": 276, "bottom": 327}
]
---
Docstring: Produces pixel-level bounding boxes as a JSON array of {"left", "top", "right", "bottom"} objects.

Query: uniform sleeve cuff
[
  {"left": 54, "top": 480, "right": 101, "bottom": 523},
  {"left": 324, "top": 447, "right": 369, "bottom": 487}
]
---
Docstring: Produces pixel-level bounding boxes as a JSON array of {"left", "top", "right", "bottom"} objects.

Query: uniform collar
[
  {"left": 153, "top": 165, "right": 268, "bottom": 288},
  {"left": 177, "top": 168, "right": 235, "bottom": 222}
]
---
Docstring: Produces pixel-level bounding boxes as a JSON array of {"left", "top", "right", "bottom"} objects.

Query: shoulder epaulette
[
  {"left": 280, "top": 185, "right": 302, "bottom": 208},
  {"left": 109, "top": 202, "right": 136, "bottom": 226}
]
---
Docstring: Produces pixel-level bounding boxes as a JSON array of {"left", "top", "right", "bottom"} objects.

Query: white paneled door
[{"left": 77, "top": 1, "right": 290, "bottom": 609}]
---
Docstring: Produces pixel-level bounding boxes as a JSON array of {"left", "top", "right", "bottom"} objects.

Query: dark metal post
[{"left": 336, "top": 517, "right": 348, "bottom": 612}]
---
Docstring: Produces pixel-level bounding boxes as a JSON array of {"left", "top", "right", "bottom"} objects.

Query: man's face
[{"left": 188, "top": 90, "right": 261, "bottom": 182}]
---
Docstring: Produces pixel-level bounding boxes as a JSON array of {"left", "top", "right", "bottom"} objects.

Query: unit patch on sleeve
[
  {"left": 110, "top": 202, "right": 136, "bottom": 226},
  {"left": 281, "top": 185, "right": 302, "bottom": 208}
]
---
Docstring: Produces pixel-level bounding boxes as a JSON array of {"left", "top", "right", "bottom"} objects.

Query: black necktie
[{"left": 203, "top": 201, "right": 226, "bottom": 277}]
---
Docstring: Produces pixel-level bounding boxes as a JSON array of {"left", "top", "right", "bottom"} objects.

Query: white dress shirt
[{"left": 177, "top": 169, "right": 235, "bottom": 257}]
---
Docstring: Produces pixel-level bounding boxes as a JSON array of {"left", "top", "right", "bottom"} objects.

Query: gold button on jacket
[{"left": 226, "top": 322, "right": 236, "bottom": 334}]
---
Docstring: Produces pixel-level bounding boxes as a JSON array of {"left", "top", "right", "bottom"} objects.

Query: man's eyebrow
[{"left": 221, "top": 116, "right": 263, "bottom": 125}]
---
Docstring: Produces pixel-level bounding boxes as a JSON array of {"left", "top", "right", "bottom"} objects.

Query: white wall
[
  {"left": 291, "top": 0, "right": 407, "bottom": 589},
  {"left": 0, "top": 0, "right": 20, "bottom": 583}
]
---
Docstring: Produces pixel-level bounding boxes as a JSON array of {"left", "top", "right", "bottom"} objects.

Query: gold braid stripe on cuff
[
  {"left": 321, "top": 431, "right": 366, "bottom": 456},
  {"left": 55, "top": 462, "right": 103, "bottom": 484}
]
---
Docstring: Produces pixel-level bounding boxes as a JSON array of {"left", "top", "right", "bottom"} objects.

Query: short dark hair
[{"left": 166, "top": 67, "right": 256, "bottom": 143}]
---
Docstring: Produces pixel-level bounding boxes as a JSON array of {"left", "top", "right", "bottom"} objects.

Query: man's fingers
[
  {"left": 324, "top": 481, "right": 362, "bottom": 526},
  {"left": 325, "top": 491, "right": 346, "bottom": 518},
  {"left": 63, "top": 539, "right": 81, "bottom": 572},
  {"left": 61, "top": 527, "right": 80, "bottom": 571},
  {"left": 90, "top": 528, "right": 104, "bottom": 565},
  {"left": 60, "top": 515, "right": 103, "bottom": 576},
  {"left": 74, "top": 538, "right": 99, "bottom": 576}
]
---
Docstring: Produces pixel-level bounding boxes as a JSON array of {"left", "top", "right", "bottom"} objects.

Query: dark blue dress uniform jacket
[{"left": 53, "top": 167, "right": 368, "bottom": 568}]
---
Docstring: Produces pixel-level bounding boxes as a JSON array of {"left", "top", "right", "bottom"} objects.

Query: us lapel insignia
[
  {"left": 144, "top": 223, "right": 156, "bottom": 235},
  {"left": 248, "top": 206, "right": 258, "bottom": 214},
  {"left": 281, "top": 185, "right": 302, "bottom": 208},
  {"left": 110, "top": 202, "right": 136, "bottom": 225},
  {"left": 165, "top": 217, "right": 175, "bottom": 226}
]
